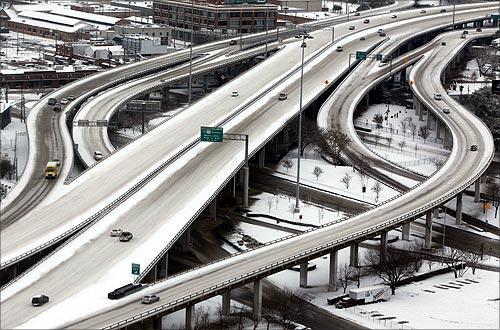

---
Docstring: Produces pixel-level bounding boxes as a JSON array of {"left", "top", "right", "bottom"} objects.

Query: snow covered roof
[
  {"left": 125, "top": 16, "right": 154, "bottom": 24},
  {"left": 50, "top": 8, "right": 121, "bottom": 26},
  {"left": 113, "top": 1, "right": 153, "bottom": 9},
  {"left": 0, "top": 102, "right": 11, "bottom": 114},
  {"left": 349, "top": 284, "right": 388, "bottom": 293},
  {"left": 19, "top": 11, "right": 82, "bottom": 27},
  {"left": 12, "top": 3, "right": 71, "bottom": 12},
  {"left": 9, "top": 16, "right": 89, "bottom": 33}
]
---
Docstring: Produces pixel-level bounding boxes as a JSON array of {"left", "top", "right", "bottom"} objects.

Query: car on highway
[
  {"left": 94, "top": 150, "right": 103, "bottom": 161},
  {"left": 47, "top": 98, "right": 57, "bottom": 105},
  {"left": 476, "top": 27, "right": 482, "bottom": 32},
  {"left": 53, "top": 104, "right": 62, "bottom": 112},
  {"left": 278, "top": 93, "right": 287, "bottom": 100},
  {"left": 379, "top": 32, "right": 386, "bottom": 37},
  {"left": 67, "top": 95, "right": 76, "bottom": 100},
  {"left": 470, "top": 144, "right": 478, "bottom": 151},
  {"left": 119, "top": 231, "right": 133, "bottom": 242},
  {"left": 231, "top": 91, "right": 239, "bottom": 97},
  {"left": 434, "top": 93, "right": 442, "bottom": 100},
  {"left": 31, "top": 295, "right": 49, "bottom": 306},
  {"left": 141, "top": 294, "right": 160, "bottom": 304},
  {"left": 354, "top": 12, "right": 360, "bottom": 16},
  {"left": 420, "top": 9, "right": 426, "bottom": 13},
  {"left": 443, "top": 108, "right": 450, "bottom": 114},
  {"left": 229, "top": 40, "right": 237, "bottom": 46},
  {"left": 462, "top": 30, "right": 468, "bottom": 34},
  {"left": 336, "top": 46, "right": 343, "bottom": 52},
  {"left": 110, "top": 229, "right": 123, "bottom": 237},
  {"left": 363, "top": 19, "right": 370, "bottom": 23},
  {"left": 60, "top": 98, "right": 68, "bottom": 105},
  {"left": 377, "top": 29, "right": 384, "bottom": 34},
  {"left": 391, "top": 14, "right": 397, "bottom": 18},
  {"left": 441, "top": 41, "right": 447, "bottom": 46},
  {"left": 440, "top": 9, "right": 447, "bottom": 12},
  {"left": 360, "top": 36, "right": 366, "bottom": 41},
  {"left": 349, "top": 25, "right": 355, "bottom": 30},
  {"left": 460, "top": 34, "right": 466, "bottom": 39}
]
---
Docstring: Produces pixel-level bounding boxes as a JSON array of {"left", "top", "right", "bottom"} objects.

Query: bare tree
[
  {"left": 317, "top": 128, "right": 352, "bottom": 165},
  {"left": 283, "top": 159, "right": 293, "bottom": 172},
  {"left": 265, "top": 287, "right": 304, "bottom": 329},
  {"left": 400, "top": 119, "right": 408, "bottom": 138},
  {"left": 464, "top": 250, "right": 483, "bottom": 276},
  {"left": 372, "top": 113, "right": 384, "bottom": 129},
  {"left": 487, "top": 181, "right": 500, "bottom": 219},
  {"left": 371, "top": 181, "right": 383, "bottom": 203},
  {"left": 386, "top": 136, "right": 393, "bottom": 148},
  {"left": 441, "top": 246, "right": 466, "bottom": 278},
  {"left": 338, "top": 263, "right": 354, "bottom": 293},
  {"left": 419, "top": 125, "right": 431, "bottom": 143},
  {"left": 312, "top": 166, "right": 323, "bottom": 180},
  {"left": 267, "top": 196, "right": 274, "bottom": 213},
  {"left": 364, "top": 245, "right": 423, "bottom": 295},
  {"left": 408, "top": 121, "right": 418, "bottom": 140},
  {"left": 474, "top": 46, "right": 496, "bottom": 76},
  {"left": 398, "top": 140, "right": 407, "bottom": 152},
  {"left": 340, "top": 173, "right": 352, "bottom": 189},
  {"left": 299, "top": 117, "right": 319, "bottom": 157},
  {"left": 433, "top": 158, "right": 445, "bottom": 170}
]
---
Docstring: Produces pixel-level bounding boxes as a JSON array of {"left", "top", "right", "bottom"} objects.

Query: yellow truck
[{"left": 44, "top": 161, "right": 59, "bottom": 179}]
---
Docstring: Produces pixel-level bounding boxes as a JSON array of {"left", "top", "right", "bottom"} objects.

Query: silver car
[{"left": 141, "top": 294, "right": 160, "bottom": 304}]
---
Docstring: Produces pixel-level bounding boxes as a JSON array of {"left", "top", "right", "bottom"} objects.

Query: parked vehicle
[
  {"left": 108, "top": 283, "right": 143, "bottom": 300},
  {"left": 110, "top": 229, "right": 123, "bottom": 237},
  {"left": 44, "top": 161, "right": 59, "bottom": 179},
  {"left": 141, "top": 294, "right": 160, "bottom": 304},
  {"left": 336, "top": 285, "right": 391, "bottom": 308},
  {"left": 47, "top": 98, "right": 57, "bottom": 105},
  {"left": 119, "top": 231, "right": 133, "bottom": 242},
  {"left": 32, "top": 295, "right": 49, "bottom": 306},
  {"left": 278, "top": 93, "right": 287, "bottom": 100},
  {"left": 94, "top": 151, "right": 103, "bottom": 161}
]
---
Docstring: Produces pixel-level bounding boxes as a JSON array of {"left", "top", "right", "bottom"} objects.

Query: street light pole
[
  {"left": 331, "top": 26, "right": 334, "bottom": 43},
  {"left": 265, "top": 2, "right": 269, "bottom": 56},
  {"left": 188, "top": 0, "right": 194, "bottom": 105},
  {"left": 294, "top": 31, "right": 312, "bottom": 212},
  {"left": 452, "top": 1, "right": 456, "bottom": 30}
]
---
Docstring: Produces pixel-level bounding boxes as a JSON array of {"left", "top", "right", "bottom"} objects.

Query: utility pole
[
  {"left": 265, "top": 1, "right": 269, "bottom": 56},
  {"left": 188, "top": 0, "right": 194, "bottom": 105},
  {"left": 452, "top": 1, "right": 456, "bottom": 30}
]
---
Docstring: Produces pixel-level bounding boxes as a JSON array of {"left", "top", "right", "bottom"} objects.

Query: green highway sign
[
  {"left": 376, "top": 54, "right": 383, "bottom": 61},
  {"left": 492, "top": 14, "right": 500, "bottom": 20},
  {"left": 132, "top": 263, "right": 140, "bottom": 275},
  {"left": 201, "top": 126, "right": 224, "bottom": 142},
  {"left": 356, "top": 51, "right": 367, "bottom": 60}
]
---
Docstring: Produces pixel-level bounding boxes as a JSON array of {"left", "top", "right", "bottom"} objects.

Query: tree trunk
[
  {"left": 453, "top": 269, "right": 458, "bottom": 278},
  {"left": 391, "top": 285, "right": 396, "bottom": 295}
]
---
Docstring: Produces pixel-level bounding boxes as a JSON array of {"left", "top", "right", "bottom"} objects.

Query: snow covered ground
[
  {"left": 0, "top": 117, "right": 29, "bottom": 183},
  {"left": 288, "top": 1, "right": 360, "bottom": 21},
  {"left": 447, "top": 59, "right": 493, "bottom": 96}
]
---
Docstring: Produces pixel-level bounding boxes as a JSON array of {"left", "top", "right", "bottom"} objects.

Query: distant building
[
  {"left": 111, "top": 1, "right": 154, "bottom": 17},
  {"left": 122, "top": 34, "right": 171, "bottom": 56},
  {"left": 272, "top": 0, "right": 322, "bottom": 12},
  {"left": 113, "top": 24, "right": 171, "bottom": 43},
  {"left": 0, "top": 102, "right": 12, "bottom": 130},
  {"left": 152, "top": 0, "right": 277, "bottom": 42},
  {"left": 70, "top": 3, "right": 142, "bottom": 18}
]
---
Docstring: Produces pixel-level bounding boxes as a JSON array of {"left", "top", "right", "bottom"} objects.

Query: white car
[
  {"left": 110, "top": 229, "right": 122, "bottom": 237},
  {"left": 231, "top": 91, "right": 239, "bottom": 97},
  {"left": 141, "top": 294, "right": 160, "bottom": 304},
  {"left": 60, "top": 98, "right": 68, "bottom": 105},
  {"left": 94, "top": 151, "right": 103, "bottom": 161}
]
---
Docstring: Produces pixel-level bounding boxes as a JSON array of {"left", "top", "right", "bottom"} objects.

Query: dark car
[
  {"left": 349, "top": 25, "right": 355, "bottom": 30},
  {"left": 32, "top": 295, "right": 49, "bottom": 306},
  {"left": 229, "top": 40, "right": 237, "bottom": 46},
  {"left": 119, "top": 231, "right": 133, "bottom": 242},
  {"left": 441, "top": 41, "right": 447, "bottom": 46},
  {"left": 53, "top": 104, "right": 62, "bottom": 112},
  {"left": 470, "top": 145, "right": 478, "bottom": 151},
  {"left": 363, "top": 19, "right": 370, "bottom": 24},
  {"left": 440, "top": 9, "right": 447, "bottom": 13},
  {"left": 354, "top": 12, "right": 360, "bottom": 16},
  {"left": 476, "top": 27, "right": 482, "bottom": 32},
  {"left": 47, "top": 98, "right": 57, "bottom": 105}
]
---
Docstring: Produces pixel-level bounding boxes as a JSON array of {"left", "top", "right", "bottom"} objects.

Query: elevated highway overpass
[{"left": 0, "top": 4, "right": 497, "bottom": 328}]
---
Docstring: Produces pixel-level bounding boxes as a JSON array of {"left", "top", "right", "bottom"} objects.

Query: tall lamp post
[
  {"left": 265, "top": 1, "right": 269, "bottom": 56},
  {"left": 451, "top": 1, "right": 456, "bottom": 30},
  {"left": 188, "top": 0, "right": 194, "bottom": 105},
  {"left": 294, "top": 31, "right": 313, "bottom": 212}
]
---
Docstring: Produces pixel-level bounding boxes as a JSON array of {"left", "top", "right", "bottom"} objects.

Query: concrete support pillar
[
  {"left": 221, "top": 291, "right": 231, "bottom": 316},
  {"left": 164, "top": 253, "right": 168, "bottom": 277},
  {"left": 208, "top": 198, "right": 217, "bottom": 220},
  {"left": 426, "top": 110, "right": 433, "bottom": 128},
  {"left": 413, "top": 95, "right": 420, "bottom": 116},
  {"left": 183, "top": 227, "right": 191, "bottom": 252},
  {"left": 433, "top": 208, "right": 440, "bottom": 219},
  {"left": 349, "top": 243, "right": 359, "bottom": 267},
  {"left": 380, "top": 232, "right": 388, "bottom": 267},
  {"left": 436, "top": 119, "right": 442, "bottom": 140},
  {"left": 153, "top": 263, "right": 158, "bottom": 282},
  {"left": 299, "top": 262, "right": 308, "bottom": 288},
  {"left": 456, "top": 192, "right": 463, "bottom": 225},
  {"left": 232, "top": 175, "right": 236, "bottom": 198},
  {"left": 185, "top": 305, "right": 194, "bottom": 330},
  {"left": 258, "top": 147, "right": 265, "bottom": 169},
  {"left": 283, "top": 126, "right": 290, "bottom": 144},
  {"left": 328, "top": 250, "right": 338, "bottom": 291},
  {"left": 425, "top": 211, "right": 433, "bottom": 249},
  {"left": 243, "top": 166, "right": 249, "bottom": 208},
  {"left": 253, "top": 279, "right": 263, "bottom": 320},
  {"left": 402, "top": 223, "right": 410, "bottom": 241},
  {"left": 474, "top": 179, "right": 481, "bottom": 202}
]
